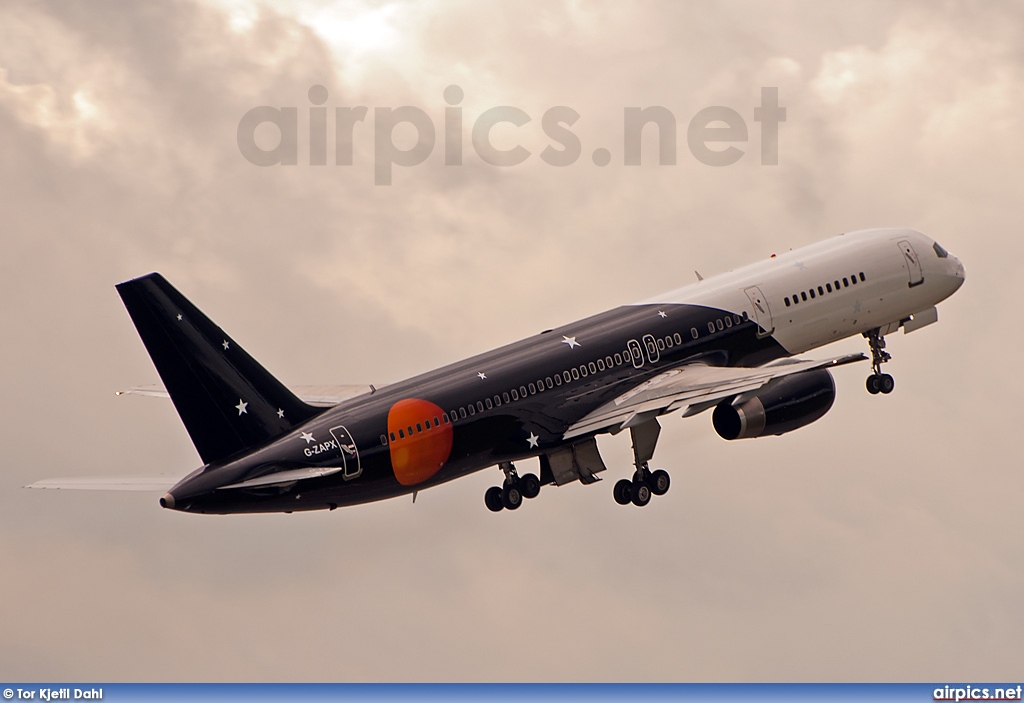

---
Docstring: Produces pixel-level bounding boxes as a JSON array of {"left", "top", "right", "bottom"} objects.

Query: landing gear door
[
  {"left": 743, "top": 286, "right": 774, "bottom": 338},
  {"left": 898, "top": 240, "right": 924, "bottom": 287},
  {"left": 329, "top": 425, "right": 362, "bottom": 480}
]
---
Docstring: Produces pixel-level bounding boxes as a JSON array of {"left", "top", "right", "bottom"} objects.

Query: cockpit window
[{"left": 933, "top": 242, "right": 949, "bottom": 258}]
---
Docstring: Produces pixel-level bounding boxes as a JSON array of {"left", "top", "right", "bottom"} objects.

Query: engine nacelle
[{"left": 712, "top": 368, "right": 836, "bottom": 440}]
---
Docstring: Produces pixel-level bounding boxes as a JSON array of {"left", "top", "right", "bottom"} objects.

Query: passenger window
[
  {"left": 809, "top": 289, "right": 816, "bottom": 299},
  {"left": 742, "top": 311, "right": 749, "bottom": 320},
  {"left": 664, "top": 337, "right": 673, "bottom": 349},
  {"left": 571, "top": 368, "right": 580, "bottom": 380},
  {"left": 859, "top": 272, "right": 866, "bottom": 282},
  {"left": 725, "top": 316, "right": 732, "bottom": 327},
  {"left": 528, "top": 382, "right": 536, "bottom": 394},
  {"left": 511, "top": 389, "right": 519, "bottom": 400},
  {"left": 467, "top": 405, "right": 475, "bottom": 416},
  {"left": 614, "top": 353, "right": 623, "bottom": 365},
  {"left": 580, "top": 365, "right": 588, "bottom": 377},
  {"left": 843, "top": 277, "right": 849, "bottom": 287},
  {"left": 485, "top": 398, "right": 493, "bottom": 410},
  {"left": 817, "top": 286, "right": 824, "bottom": 295},
  {"left": 674, "top": 332, "right": 682, "bottom": 344},
  {"left": 415, "top": 422, "right": 422, "bottom": 433},
  {"left": 398, "top": 428, "right": 405, "bottom": 439},
  {"left": 691, "top": 327, "right": 699, "bottom": 339},
  {"left": 380, "top": 434, "right": 387, "bottom": 445},
  {"left": 716, "top": 319, "right": 724, "bottom": 330},
  {"left": 519, "top": 386, "right": 527, "bottom": 397},
  {"left": 834, "top": 280, "right": 840, "bottom": 290},
  {"left": 589, "top": 362, "right": 597, "bottom": 373},
  {"left": 801, "top": 292, "right": 808, "bottom": 301},
  {"left": 493, "top": 395, "right": 501, "bottom": 407},
  {"left": 442, "top": 413, "right": 449, "bottom": 424},
  {"left": 792, "top": 293, "right": 799, "bottom": 304},
  {"left": 708, "top": 322, "right": 715, "bottom": 333},
  {"left": 850, "top": 275, "right": 857, "bottom": 284},
  {"left": 785, "top": 297, "right": 791, "bottom": 307},
  {"left": 657, "top": 338, "right": 665, "bottom": 350},
  {"left": 537, "top": 379, "right": 545, "bottom": 391},
  {"left": 476, "top": 401, "right": 484, "bottom": 413},
  {"left": 826, "top": 283, "right": 832, "bottom": 293},
  {"left": 546, "top": 377, "right": 554, "bottom": 388},
  {"left": 390, "top": 432, "right": 397, "bottom": 442},
  {"left": 459, "top": 408, "right": 467, "bottom": 419},
  {"left": 407, "top": 425, "right": 414, "bottom": 435},
  {"left": 563, "top": 371, "right": 571, "bottom": 383},
  {"left": 433, "top": 417, "right": 439, "bottom": 427},
  {"left": 734, "top": 315, "right": 742, "bottom": 325},
  {"left": 605, "top": 356, "right": 614, "bottom": 368},
  {"left": 597, "top": 358, "right": 606, "bottom": 371}
]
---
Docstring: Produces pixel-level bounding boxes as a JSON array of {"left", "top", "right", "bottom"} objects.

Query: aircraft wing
[
  {"left": 117, "top": 383, "right": 375, "bottom": 407},
  {"left": 25, "top": 475, "right": 183, "bottom": 491},
  {"left": 563, "top": 353, "right": 867, "bottom": 440}
]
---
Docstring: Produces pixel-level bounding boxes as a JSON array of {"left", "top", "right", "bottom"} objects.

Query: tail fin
[{"left": 116, "top": 273, "right": 321, "bottom": 465}]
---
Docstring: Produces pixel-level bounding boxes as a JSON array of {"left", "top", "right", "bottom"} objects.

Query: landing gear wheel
[
  {"left": 631, "top": 480, "right": 652, "bottom": 507},
  {"left": 866, "top": 374, "right": 881, "bottom": 395},
  {"left": 484, "top": 486, "right": 504, "bottom": 512},
  {"left": 649, "top": 469, "right": 670, "bottom": 496},
  {"left": 879, "top": 373, "right": 895, "bottom": 394},
  {"left": 519, "top": 473, "right": 541, "bottom": 499},
  {"left": 501, "top": 484, "right": 523, "bottom": 510},
  {"left": 613, "top": 479, "right": 633, "bottom": 505}
]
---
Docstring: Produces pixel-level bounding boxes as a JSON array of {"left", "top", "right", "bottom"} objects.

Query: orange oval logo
[{"left": 387, "top": 398, "right": 453, "bottom": 486}]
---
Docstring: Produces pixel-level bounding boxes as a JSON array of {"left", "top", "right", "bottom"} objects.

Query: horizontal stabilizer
[
  {"left": 217, "top": 466, "right": 343, "bottom": 490},
  {"left": 25, "top": 475, "right": 183, "bottom": 491},
  {"left": 117, "top": 383, "right": 375, "bottom": 407}
]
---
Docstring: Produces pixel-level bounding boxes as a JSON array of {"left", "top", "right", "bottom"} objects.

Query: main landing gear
[
  {"left": 484, "top": 462, "right": 541, "bottom": 512},
  {"left": 613, "top": 418, "right": 670, "bottom": 508},
  {"left": 864, "top": 328, "right": 895, "bottom": 395}
]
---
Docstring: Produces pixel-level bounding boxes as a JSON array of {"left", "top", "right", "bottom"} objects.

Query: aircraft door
[
  {"left": 329, "top": 425, "right": 362, "bottom": 480},
  {"left": 743, "top": 286, "right": 774, "bottom": 338},
  {"left": 898, "top": 240, "right": 924, "bottom": 287}
]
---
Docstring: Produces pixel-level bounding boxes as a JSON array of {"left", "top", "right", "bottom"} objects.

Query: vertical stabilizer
[{"left": 116, "top": 273, "right": 320, "bottom": 464}]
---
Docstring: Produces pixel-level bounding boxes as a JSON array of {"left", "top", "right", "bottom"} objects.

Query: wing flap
[{"left": 564, "top": 353, "right": 866, "bottom": 439}]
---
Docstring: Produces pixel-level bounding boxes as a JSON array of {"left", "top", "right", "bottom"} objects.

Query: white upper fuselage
[{"left": 639, "top": 228, "right": 965, "bottom": 354}]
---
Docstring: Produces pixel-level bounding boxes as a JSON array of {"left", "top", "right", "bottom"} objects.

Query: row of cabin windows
[
  {"left": 783, "top": 272, "right": 866, "bottom": 308},
  {"left": 382, "top": 327, "right": 708, "bottom": 444},
  {"left": 379, "top": 311, "right": 762, "bottom": 445}
]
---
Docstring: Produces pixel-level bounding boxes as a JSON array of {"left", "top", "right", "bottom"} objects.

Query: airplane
[{"left": 27, "top": 227, "right": 965, "bottom": 514}]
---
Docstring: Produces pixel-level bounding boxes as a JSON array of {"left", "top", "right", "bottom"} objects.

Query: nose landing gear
[{"left": 864, "top": 328, "right": 895, "bottom": 395}]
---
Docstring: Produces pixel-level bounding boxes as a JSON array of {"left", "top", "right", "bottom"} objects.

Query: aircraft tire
[
  {"left": 879, "top": 374, "right": 895, "bottom": 394},
  {"left": 650, "top": 469, "right": 670, "bottom": 496},
  {"left": 866, "top": 375, "right": 881, "bottom": 394},
  {"left": 485, "top": 486, "right": 504, "bottom": 512},
  {"left": 520, "top": 473, "right": 541, "bottom": 499},
  {"left": 613, "top": 479, "right": 633, "bottom": 505},
  {"left": 502, "top": 484, "right": 523, "bottom": 510},
  {"left": 631, "top": 481, "right": 652, "bottom": 507}
]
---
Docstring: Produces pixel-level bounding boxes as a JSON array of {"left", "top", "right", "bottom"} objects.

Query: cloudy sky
[{"left": 1, "top": 0, "right": 1021, "bottom": 681}]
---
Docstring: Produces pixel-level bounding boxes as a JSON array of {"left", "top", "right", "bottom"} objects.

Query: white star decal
[
  {"left": 477, "top": 372, "right": 487, "bottom": 380},
  {"left": 235, "top": 399, "right": 248, "bottom": 415},
  {"left": 562, "top": 336, "right": 580, "bottom": 349},
  {"left": 277, "top": 408, "right": 285, "bottom": 419},
  {"left": 793, "top": 261, "right": 807, "bottom": 271},
  {"left": 222, "top": 340, "right": 230, "bottom": 350},
  {"left": 853, "top": 300, "right": 862, "bottom": 313},
  {"left": 658, "top": 310, "right": 668, "bottom": 318},
  {"left": 526, "top": 432, "right": 539, "bottom": 448},
  {"left": 300, "top": 431, "right": 315, "bottom": 444},
  {"left": 176, "top": 314, "right": 183, "bottom": 321}
]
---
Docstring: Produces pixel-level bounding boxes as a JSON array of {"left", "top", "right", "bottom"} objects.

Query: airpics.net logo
[{"left": 236, "top": 85, "right": 786, "bottom": 185}]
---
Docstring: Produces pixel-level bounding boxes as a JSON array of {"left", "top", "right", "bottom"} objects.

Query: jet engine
[{"left": 712, "top": 368, "right": 835, "bottom": 440}]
